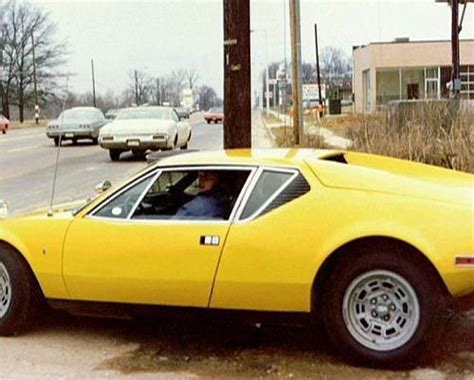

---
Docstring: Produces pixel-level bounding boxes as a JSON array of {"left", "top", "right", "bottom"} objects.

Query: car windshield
[
  {"left": 59, "top": 109, "right": 99, "bottom": 121},
  {"left": 116, "top": 108, "right": 172, "bottom": 121}
]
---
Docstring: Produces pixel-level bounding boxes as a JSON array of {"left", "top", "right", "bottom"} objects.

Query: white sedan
[{"left": 99, "top": 106, "right": 192, "bottom": 161}]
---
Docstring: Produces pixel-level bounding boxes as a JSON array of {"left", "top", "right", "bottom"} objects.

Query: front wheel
[
  {"left": 53, "top": 137, "right": 60, "bottom": 147},
  {"left": 321, "top": 248, "right": 444, "bottom": 366},
  {"left": 0, "top": 245, "right": 39, "bottom": 336},
  {"left": 109, "top": 149, "right": 121, "bottom": 161}
]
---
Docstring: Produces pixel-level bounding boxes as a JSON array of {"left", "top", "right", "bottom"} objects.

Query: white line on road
[{"left": 7, "top": 145, "right": 41, "bottom": 153}]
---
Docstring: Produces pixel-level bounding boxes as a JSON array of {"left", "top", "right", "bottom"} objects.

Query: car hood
[
  {"left": 306, "top": 151, "right": 473, "bottom": 207},
  {"left": 100, "top": 119, "right": 175, "bottom": 135}
]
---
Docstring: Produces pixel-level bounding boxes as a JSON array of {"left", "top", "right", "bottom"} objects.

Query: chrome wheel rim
[
  {"left": 342, "top": 270, "right": 420, "bottom": 352},
  {"left": 0, "top": 263, "right": 12, "bottom": 319}
]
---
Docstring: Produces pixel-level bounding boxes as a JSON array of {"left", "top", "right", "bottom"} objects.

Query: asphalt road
[{"left": 0, "top": 112, "right": 223, "bottom": 214}]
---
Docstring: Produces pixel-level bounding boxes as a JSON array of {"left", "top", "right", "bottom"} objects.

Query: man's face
[{"left": 198, "top": 172, "right": 218, "bottom": 192}]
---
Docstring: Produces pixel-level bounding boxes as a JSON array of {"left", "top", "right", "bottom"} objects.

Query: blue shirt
[{"left": 174, "top": 193, "right": 225, "bottom": 220}]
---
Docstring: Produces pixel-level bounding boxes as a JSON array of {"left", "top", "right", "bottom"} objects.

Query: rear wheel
[
  {"left": 206, "top": 120, "right": 211, "bottom": 124},
  {"left": 1, "top": 129, "right": 5, "bottom": 134},
  {"left": 109, "top": 149, "right": 121, "bottom": 161},
  {"left": 0, "top": 245, "right": 40, "bottom": 336},
  {"left": 91, "top": 137, "right": 99, "bottom": 145},
  {"left": 321, "top": 248, "right": 445, "bottom": 366}
]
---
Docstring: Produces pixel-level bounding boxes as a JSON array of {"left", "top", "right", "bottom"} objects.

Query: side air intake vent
[
  {"left": 261, "top": 174, "right": 311, "bottom": 216},
  {"left": 321, "top": 153, "right": 348, "bottom": 164}
]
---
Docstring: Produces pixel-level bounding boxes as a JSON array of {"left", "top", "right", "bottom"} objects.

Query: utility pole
[
  {"left": 91, "top": 59, "right": 97, "bottom": 108},
  {"left": 223, "top": 0, "right": 251, "bottom": 149},
  {"left": 134, "top": 69, "right": 139, "bottom": 106},
  {"left": 289, "top": 0, "right": 303, "bottom": 144},
  {"left": 156, "top": 78, "right": 161, "bottom": 105},
  {"left": 31, "top": 32, "right": 39, "bottom": 124},
  {"left": 314, "top": 24, "right": 323, "bottom": 118},
  {"left": 451, "top": 0, "right": 461, "bottom": 97}
]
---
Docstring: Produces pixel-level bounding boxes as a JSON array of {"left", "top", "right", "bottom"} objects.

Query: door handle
[{"left": 200, "top": 236, "right": 220, "bottom": 246}]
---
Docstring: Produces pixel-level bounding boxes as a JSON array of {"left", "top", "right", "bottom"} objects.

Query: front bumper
[{"left": 99, "top": 134, "right": 171, "bottom": 150}]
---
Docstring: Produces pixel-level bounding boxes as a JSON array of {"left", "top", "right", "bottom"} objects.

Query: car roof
[
  {"left": 121, "top": 106, "right": 172, "bottom": 112},
  {"left": 66, "top": 107, "right": 100, "bottom": 111},
  {"left": 150, "top": 148, "right": 343, "bottom": 168}
]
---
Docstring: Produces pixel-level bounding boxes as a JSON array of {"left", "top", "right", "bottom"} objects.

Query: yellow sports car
[{"left": 0, "top": 149, "right": 472, "bottom": 366}]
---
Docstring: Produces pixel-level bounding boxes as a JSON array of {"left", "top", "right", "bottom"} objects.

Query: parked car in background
[
  {"left": 105, "top": 108, "right": 120, "bottom": 120},
  {"left": 204, "top": 107, "right": 224, "bottom": 124},
  {"left": 0, "top": 114, "right": 9, "bottom": 134},
  {"left": 175, "top": 107, "right": 191, "bottom": 120},
  {"left": 0, "top": 149, "right": 472, "bottom": 366},
  {"left": 46, "top": 107, "right": 108, "bottom": 146},
  {"left": 99, "top": 106, "right": 192, "bottom": 161}
]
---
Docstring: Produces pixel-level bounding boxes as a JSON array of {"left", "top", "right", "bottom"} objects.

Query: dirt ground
[{"left": 0, "top": 309, "right": 472, "bottom": 380}]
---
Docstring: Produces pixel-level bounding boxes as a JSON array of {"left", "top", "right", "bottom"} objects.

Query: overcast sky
[{"left": 33, "top": 0, "right": 473, "bottom": 98}]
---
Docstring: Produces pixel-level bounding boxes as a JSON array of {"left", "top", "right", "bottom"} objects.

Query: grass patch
[
  {"left": 9, "top": 120, "right": 49, "bottom": 129},
  {"left": 274, "top": 102, "right": 473, "bottom": 173}
]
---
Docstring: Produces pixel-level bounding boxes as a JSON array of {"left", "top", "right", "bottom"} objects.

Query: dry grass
[
  {"left": 274, "top": 102, "right": 473, "bottom": 173},
  {"left": 9, "top": 120, "right": 49, "bottom": 129}
]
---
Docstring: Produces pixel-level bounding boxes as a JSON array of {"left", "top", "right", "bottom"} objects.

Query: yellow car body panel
[
  {"left": 0, "top": 213, "right": 72, "bottom": 299},
  {"left": 0, "top": 149, "right": 472, "bottom": 313},
  {"left": 62, "top": 217, "right": 229, "bottom": 307}
]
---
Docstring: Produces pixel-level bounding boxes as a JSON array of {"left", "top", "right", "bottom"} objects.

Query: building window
[
  {"left": 401, "top": 68, "right": 425, "bottom": 100},
  {"left": 460, "top": 65, "right": 474, "bottom": 100},
  {"left": 376, "top": 69, "right": 400, "bottom": 105},
  {"left": 363, "top": 70, "right": 371, "bottom": 112},
  {"left": 425, "top": 67, "right": 439, "bottom": 99}
]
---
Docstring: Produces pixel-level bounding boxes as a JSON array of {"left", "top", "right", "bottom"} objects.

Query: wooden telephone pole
[
  {"left": 223, "top": 0, "right": 251, "bottom": 149},
  {"left": 289, "top": 0, "right": 303, "bottom": 145}
]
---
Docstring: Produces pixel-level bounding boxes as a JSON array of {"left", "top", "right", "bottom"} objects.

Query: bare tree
[
  {"left": 196, "top": 85, "right": 218, "bottom": 111},
  {"left": 127, "top": 69, "right": 152, "bottom": 106},
  {"left": 320, "top": 46, "right": 351, "bottom": 83},
  {"left": 2, "top": 1, "right": 67, "bottom": 122},
  {"left": 184, "top": 68, "right": 199, "bottom": 90}
]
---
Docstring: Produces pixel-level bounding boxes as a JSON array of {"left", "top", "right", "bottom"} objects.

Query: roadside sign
[{"left": 303, "top": 83, "right": 326, "bottom": 101}]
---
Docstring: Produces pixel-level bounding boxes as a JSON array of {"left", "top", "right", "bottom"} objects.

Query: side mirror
[
  {"left": 95, "top": 180, "right": 112, "bottom": 194},
  {"left": 0, "top": 200, "right": 9, "bottom": 219}
]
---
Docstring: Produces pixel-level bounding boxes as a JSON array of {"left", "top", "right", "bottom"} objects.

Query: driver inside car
[{"left": 173, "top": 171, "right": 225, "bottom": 220}]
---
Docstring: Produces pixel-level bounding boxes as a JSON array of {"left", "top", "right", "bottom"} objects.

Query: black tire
[
  {"left": 54, "top": 137, "right": 60, "bottom": 147},
  {"left": 91, "top": 137, "right": 99, "bottom": 145},
  {"left": 109, "top": 149, "right": 121, "bottom": 161},
  {"left": 0, "top": 244, "right": 40, "bottom": 336},
  {"left": 1, "top": 129, "right": 5, "bottom": 134},
  {"left": 206, "top": 120, "right": 211, "bottom": 124},
  {"left": 72, "top": 138, "right": 78, "bottom": 145},
  {"left": 321, "top": 246, "right": 445, "bottom": 367}
]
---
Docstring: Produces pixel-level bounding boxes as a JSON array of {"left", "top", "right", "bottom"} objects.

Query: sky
[{"left": 32, "top": 0, "right": 474, "bottom": 98}]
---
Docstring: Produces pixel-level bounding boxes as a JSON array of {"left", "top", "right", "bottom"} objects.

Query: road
[{"left": 0, "top": 112, "right": 223, "bottom": 214}]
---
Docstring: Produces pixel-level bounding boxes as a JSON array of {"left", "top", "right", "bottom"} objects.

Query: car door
[
  {"left": 62, "top": 166, "right": 254, "bottom": 308},
  {"left": 210, "top": 166, "right": 318, "bottom": 312}
]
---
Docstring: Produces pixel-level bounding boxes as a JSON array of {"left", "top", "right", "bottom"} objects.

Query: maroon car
[{"left": 0, "top": 115, "right": 9, "bottom": 134}]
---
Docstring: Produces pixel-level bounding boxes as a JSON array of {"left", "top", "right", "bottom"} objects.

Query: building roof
[{"left": 353, "top": 38, "right": 474, "bottom": 51}]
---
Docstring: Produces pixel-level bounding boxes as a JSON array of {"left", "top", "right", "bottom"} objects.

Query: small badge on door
[{"left": 200, "top": 236, "right": 220, "bottom": 246}]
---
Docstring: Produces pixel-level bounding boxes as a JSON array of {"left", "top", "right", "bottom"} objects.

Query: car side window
[
  {"left": 94, "top": 176, "right": 154, "bottom": 219},
  {"left": 240, "top": 170, "right": 301, "bottom": 220},
  {"left": 132, "top": 168, "right": 251, "bottom": 221}
]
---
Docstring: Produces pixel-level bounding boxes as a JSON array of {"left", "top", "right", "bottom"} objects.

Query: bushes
[{"left": 273, "top": 101, "right": 473, "bottom": 173}]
